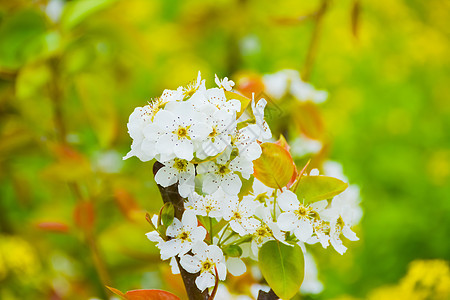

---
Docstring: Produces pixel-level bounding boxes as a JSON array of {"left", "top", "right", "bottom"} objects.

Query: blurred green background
[{"left": 0, "top": 0, "right": 449, "bottom": 299}]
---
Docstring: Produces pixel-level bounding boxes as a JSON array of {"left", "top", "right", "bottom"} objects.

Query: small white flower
[
  {"left": 143, "top": 101, "right": 210, "bottom": 161},
  {"left": 158, "top": 210, "right": 207, "bottom": 260},
  {"left": 277, "top": 190, "right": 327, "bottom": 242},
  {"left": 200, "top": 109, "right": 235, "bottom": 157},
  {"left": 231, "top": 127, "right": 262, "bottom": 161},
  {"left": 197, "top": 149, "right": 252, "bottom": 195},
  {"left": 222, "top": 197, "right": 259, "bottom": 236},
  {"left": 180, "top": 243, "right": 227, "bottom": 292},
  {"left": 154, "top": 158, "right": 195, "bottom": 197},
  {"left": 215, "top": 74, "right": 235, "bottom": 91},
  {"left": 186, "top": 188, "right": 228, "bottom": 219},
  {"left": 320, "top": 196, "right": 359, "bottom": 255}
]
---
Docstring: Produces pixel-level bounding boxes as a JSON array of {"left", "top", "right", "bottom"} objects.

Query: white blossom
[
  {"left": 215, "top": 74, "right": 235, "bottom": 91},
  {"left": 222, "top": 197, "right": 259, "bottom": 236},
  {"left": 158, "top": 210, "right": 207, "bottom": 260},
  {"left": 154, "top": 158, "right": 195, "bottom": 197},
  {"left": 185, "top": 188, "right": 228, "bottom": 219},
  {"left": 277, "top": 190, "right": 327, "bottom": 242},
  {"left": 180, "top": 243, "right": 227, "bottom": 292}
]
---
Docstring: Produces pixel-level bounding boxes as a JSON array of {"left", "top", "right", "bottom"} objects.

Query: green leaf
[
  {"left": 61, "top": 0, "right": 118, "bottom": 30},
  {"left": 258, "top": 241, "right": 304, "bottom": 300},
  {"left": 253, "top": 143, "right": 295, "bottom": 189},
  {"left": 297, "top": 176, "right": 348, "bottom": 202},
  {"left": 160, "top": 203, "right": 174, "bottom": 227},
  {"left": 0, "top": 9, "right": 47, "bottom": 69},
  {"left": 223, "top": 245, "right": 243, "bottom": 257}
]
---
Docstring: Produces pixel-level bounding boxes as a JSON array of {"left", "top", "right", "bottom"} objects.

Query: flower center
[
  {"left": 295, "top": 206, "right": 309, "bottom": 218},
  {"left": 217, "top": 164, "right": 230, "bottom": 175},
  {"left": 208, "top": 126, "right": 219, "bottom": 140},
  {"left": 174, "top": 126, "right": 190, "bottom": 140},
  {"left": 178, "top": 231, "right": 191, "bottom": 242},
  {"left": 173, "top": 158, "right": 188, "bottom": 172},
  {"left": 233, "top": 211, "right": 242, "bottom": 219},
  {"left": 201, "top": 259, "right": 214, "bottom": 272}
]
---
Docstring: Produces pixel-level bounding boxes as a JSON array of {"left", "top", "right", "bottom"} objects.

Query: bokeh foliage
[{"left": 0, "top": 0, "right": 449, "bottom": 299}]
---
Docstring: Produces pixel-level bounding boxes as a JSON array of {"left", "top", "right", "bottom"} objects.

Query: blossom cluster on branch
[{"left": 124, "top": 72, "right": 360, "bottom": 294}]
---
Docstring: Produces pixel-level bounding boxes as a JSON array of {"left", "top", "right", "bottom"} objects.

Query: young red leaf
[{"left": 125, "top": 289, "right": 181, "bottom": 300}]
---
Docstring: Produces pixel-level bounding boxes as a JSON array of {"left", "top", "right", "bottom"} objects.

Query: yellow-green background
[{"left": 0, "top": 0, "right": 449, "bottom": 299}]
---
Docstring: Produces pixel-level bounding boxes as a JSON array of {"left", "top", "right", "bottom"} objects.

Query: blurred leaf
[
  {"left": 258, "top": 241, "right": 304, "bottom": 299},
  {"left": 35, "top": 222, "right": 69, "bottom": 233},
  {"left": 42, "top": 144, "right": 91, "bottom": 181},
  {"left": 236, "top": 74, "right": 264, "bottom": 99},
  {"left": 61, "top": 0, "right": 118, "bottom": 30},
  {"left": 114, "top": 188, "right": 140, "bottom": 220},
  {"left": 294, "top": 102, "right": 324, "bottom": 140},
  {"left": 351, "top": 0, "right": 361, "bottom": 38},
  {"left": 0, "top": 9, "right": 47, "bottom": 69},
  {"left": 16, "top": 62, "right": 51, "bottom": 99},
  {"left": 75, "top": 74, "right": 118, "bottom": 148},
  {"left": 253, "top": 142, "right": 295, "bottom": 189},
  {"left": 297, "top": 175, "right": 348, "bottom": 203},
  {"left": 73, "top": 201, "right": 95, "bottom": 233}
]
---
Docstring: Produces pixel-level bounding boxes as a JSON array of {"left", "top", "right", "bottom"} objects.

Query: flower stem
[{"left": 209, "top": 217, "right": 213, "bottom": 244}]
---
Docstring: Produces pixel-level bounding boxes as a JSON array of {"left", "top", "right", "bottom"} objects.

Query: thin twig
[{"left": 302, "top": 0, "right": 329, "bottom": 81}]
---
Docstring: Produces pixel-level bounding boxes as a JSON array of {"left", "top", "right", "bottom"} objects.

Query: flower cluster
[
  {"left": 125, "top": 72, "right": 360, "bottom": 293},
  {"left": 124, "top": 72, "right": 269, "bottom": 198}
]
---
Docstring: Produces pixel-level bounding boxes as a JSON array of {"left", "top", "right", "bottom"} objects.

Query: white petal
[
  {"left": 195, "top": 272, "right": 215, "bottom": 291},
  {"left": 154, "top": 166, "right": 178, "bottom": 187},
  {"left": 221, "top": 174, "right": 242, "bottom": 195},
  {"left": 174, "top": 139, "right": 194, "bottom": 161},
  {"left": 226, "top": 258, "right": 246, "bottom": 276},
  {"left": 159, "top": 239, "right": 181, "bottom": 260},
  {"left": 182, "top": 210, "right": 198, "bottom": 228},
  {"left": 343, "top": 226, "right": 359, "bottom": 241},
  {"left": 166, "top": 218, "right": 182, "bottom": 237},
  {"left": 170, "top": 257, "right": 180, "bottom": 274},
  {"left": 191, "top": 227, "right": 207, "bottom": 243},
  {"left": 277, "top": 212, "right": 298, "bottom": 231},
  {"left": 180, "top": 254, "right": 201, "bottom": 273},
  {"left": 278, "top": 191, "right": 299, "bottom": 211},
  {"left": 294, "top": 220, "right": 314, "bottom": 242}
]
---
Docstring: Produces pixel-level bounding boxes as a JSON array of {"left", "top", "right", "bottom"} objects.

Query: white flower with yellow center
[
  {"left": 154, "top": 158, "right": 196, "bottom": 197},
  {"left": 185, "top": 188, "right": 229, "bottom": 219},
  {"left": 215, "top": 74, "right": 235, "bottom": 91},
  {"left": 197, "top": 148, "right": 253, "bottom": 195},
  {"left": 277, "top": 190, "right": 327, "bottom": 242},
  {"left": 230, "top": 126, "right": 262, "bottom": 161},
  {"left": 158, "top": 210, "right": 207, "bottom": 260},
  {"left": 222, "top": 197, "right": 259, "bottom": 236},
  {"left": 143, "top": 101, "right": 210, "bottom": 161},
  {"left": 180, "top": 242, "right": 227, "bottom": 292},
  {"left": 320, "top": 196, "right": 359, "bottom": 255},
  {"left": 199, "top": 109, "right": 235, "bottom": 158}
]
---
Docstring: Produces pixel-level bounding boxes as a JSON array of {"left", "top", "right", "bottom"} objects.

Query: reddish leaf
[
  {"left": 236, "top": 74, "right": 264, "bottom": 99},
  {"left": 294, "top": 102, "right": 324, "bottom": 140},
  {"left": 107, "top": 287, "right": 180, "bottom": 300},
  {"left": 36, "top": 221, "right": 70, "bottom": 233},
  {"left": 114, "top": 188, "right": 140, "bottom": 220},
  {"left": 126, "top": 289, "right": 181, "bottom": 300},
  {"left": 253, "top": 142, "right": 296, "bottom": 189},
  {"left": 73, "top": 201, "right": 95, "bottom": 233}
]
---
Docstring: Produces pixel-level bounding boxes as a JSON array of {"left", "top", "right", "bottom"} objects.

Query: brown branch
[
  {"left": 257, "top": 289, "right": 279, "bottom": 300},
  {"left": 302, "top": 0, "right": 329, "bottom": 81},
  {"left": 153, "top": 162, "right": 209, "bottom": 300}
]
